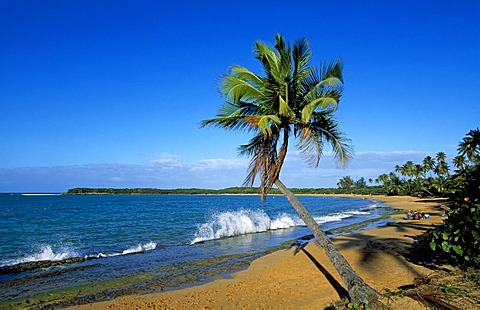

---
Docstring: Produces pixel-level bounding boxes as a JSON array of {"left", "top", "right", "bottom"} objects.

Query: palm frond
[
  {"left": 243, "top": 115, "right": 280, "bottom": 136},
  {"left": 229, "top": 65, "right": 263, "bottom": 85},
  {"left": 239, "top": 135, "right": 264, "bottom": 187},
  {"left": 301, "top": 68, "right": 343, "bottom": 108},
  {"left": 296, "top": 112, "right": 353, "bottom": 168},
  {"left": 301, "top": 97, "right": 338, "bottom": 123},
  {"left": 296, "top": 126, "right": 324, "bottom": 167},
  {"left": 221, "top": 75, "right": 262, "bottom": 103},
  {"left": 254, "top": 41, "right": 279, "bottom": 75},
  {"left": 323, "top": 59, "right": 343, "bottom": 82},
  {"left": 292, "top": 37, "right": 312, "bottom": 75},
  {"left": 239, "top": 134, "right": 278, "bottom": 201},
  {"left": 274, "top": 34, "right": 292, "bottom": 83},
  {"left": 278, "top": 94, "right": 294, "bottom": 117},
  {"left": 201, "top": 101, "right": 261, "bottom": 132}
]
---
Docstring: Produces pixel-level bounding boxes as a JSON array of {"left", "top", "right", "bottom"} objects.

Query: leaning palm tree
[{"left": 202, "top": 34, "right": 380, "bottom": 306}]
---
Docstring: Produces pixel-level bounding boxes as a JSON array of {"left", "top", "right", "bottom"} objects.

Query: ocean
[{"left": 0, "top": 194, "right": 393, "bottom": 307}]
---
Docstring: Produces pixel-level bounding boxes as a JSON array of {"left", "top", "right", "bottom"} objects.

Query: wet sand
[{"left": 68, "top": 195, "right": 446, "bottom": 309}]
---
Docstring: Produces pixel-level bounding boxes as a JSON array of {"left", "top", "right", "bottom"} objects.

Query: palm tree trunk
[{"left": 275, "top": 179, "right": 382, "bottom": 306}]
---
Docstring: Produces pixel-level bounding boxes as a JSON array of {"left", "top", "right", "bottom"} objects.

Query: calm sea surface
[{"left": 0, "top": 194, "right": 393, "bottom": 306}]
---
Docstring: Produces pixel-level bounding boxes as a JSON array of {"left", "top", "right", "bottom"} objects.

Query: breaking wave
[
  {"left": 313, "top": 210, "right": 370, "bottom": 224},
  {"left": 189, "top": 206, "right": 378, "bottom": 244},
  {"left": 0, "top": 242, "right": 158, "bottom": 267},
  {"left": 190, "top": 209, "right": 302, "bottom": 244},
  {"left": 85, "top": 241, "right": 158, "bottom": 259}
]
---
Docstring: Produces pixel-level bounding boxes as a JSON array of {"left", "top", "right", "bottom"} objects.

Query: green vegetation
[
  {"left": 427, "top": 128, "right": 480, "bottom": 268},
  {"left": 372, "top": 152, "right": 452, "bottom": 197},
  {"left": 64, "top": 186, "right": 385, "bottom": 196},
  {"left": 336, "top": 176, "right": 385, "bottom": 195},
  {"left": 64, "top": 187, "right": 263, "bottom": 195}
]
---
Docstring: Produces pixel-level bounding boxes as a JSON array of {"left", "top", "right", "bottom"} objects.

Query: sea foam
[
  {"left": 0, "top": 242, "right": 158, "bottom": 267},
  {"left": 85, "top": 242, "right": 158, "bottom": 259},
  {"left": 0, "top": 245, "right": 79, "bottom": 267},
  {"left": 190, "top": 209, "right": 303, "bottom": 244},
  {"left": 313, "top": 210, "right": 370, "bottom": 224}
]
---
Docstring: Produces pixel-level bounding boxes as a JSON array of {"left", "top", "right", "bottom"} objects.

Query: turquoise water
[
  {"left": 0, "top": 194, "right": 393, "bottom": 305},
  {"left": 0, "top": 194, "right": 390, "bottom": 266}
]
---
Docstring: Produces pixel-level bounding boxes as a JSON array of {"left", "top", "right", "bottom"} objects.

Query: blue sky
[{"left": 1, "top": 0, "right": 479, "bottom": 192}]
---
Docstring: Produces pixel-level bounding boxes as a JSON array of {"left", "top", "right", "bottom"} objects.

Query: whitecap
[
  {"left": 0, "top": 244, "right": 78, "bottom": 267},
  {"left": 85, "top": 241, "right": 158, "bottom": 259},
  {"left": 190, "top": 209, "right": 302, "bottom": 244}
]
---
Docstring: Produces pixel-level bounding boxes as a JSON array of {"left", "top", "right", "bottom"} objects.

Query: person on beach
[
  {"left": 413, "top": 211, "right": 422, "bottom": 220},
  {"left": 421, "top": 212, "right": 430, "bottom": 219},
  {"left": 406, "top": 210, "right": 414, "bottom": 220}
]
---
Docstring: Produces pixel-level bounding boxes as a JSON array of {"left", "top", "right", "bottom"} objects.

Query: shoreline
[{"left": 68, "top": 195, "right": 446, "bottom": 309}]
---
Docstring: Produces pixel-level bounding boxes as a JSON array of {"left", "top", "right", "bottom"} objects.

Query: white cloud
[
  {"left": 190, "top": 158, "right": 247, "bottom": 171},
  {"left": 0, "top": 150, "right": 448, "bottom": 193},
  {"left": 149, "top": 154, "right": 184, "bottom": 168}
]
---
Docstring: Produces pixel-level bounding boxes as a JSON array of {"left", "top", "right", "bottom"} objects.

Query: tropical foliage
[
  {"left": 337, "top": 176, "right": 370, "bottom": 189},
  {"left": 371, "top": 151, "right": 452, "bottom": 197},
  {"left": 428, "top": 128, "right": 480, "bottom": 268}
]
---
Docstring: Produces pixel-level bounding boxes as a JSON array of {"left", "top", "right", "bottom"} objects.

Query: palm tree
[
  {"left": 402, "top": 161, "right": 415, "bottom": 181},
  {"left": 367, "top": 178, "right": 373, "bottom": 185},
  {"left": 434, "top": 152, "right": 450, "bottom": 178},
  {"left": 394, "top": 164, "right": 404, "bottom": 180},
  {"left": 435, "top": 151, "right": 447, "bottom": 164},
  {"left": 202, "top": 34, "right": 380, "bottom": 306},
  {"left": 458, "top": 127, "right": 480, "bottom": 161},
  {"left": 401, "top": 161, "right": 415, "bottom": 194},
  {"left": 422, "top": 156, "right": 435, "bottom": 179},
  {"left": 432, "top": 152, "right": 450, "bottom": 196},
  {"left": 376, "top": 173, "right": 390, "bottom": 187},
  {"left": 337, "top": 175, "right": 355, "bottom": 189},
  {"left": 388, "top": 172, "right": 401, "bottom": 195},
  {"left": 453, "top": 155, "right": 466, "bottom": 170}
]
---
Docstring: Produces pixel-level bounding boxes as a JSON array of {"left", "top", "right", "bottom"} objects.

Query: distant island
[{"left": 63, "top": 186, "right": 384, "bottom": 196}]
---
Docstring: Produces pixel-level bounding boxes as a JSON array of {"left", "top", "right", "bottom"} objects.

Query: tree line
[
  {"left": 336, "top": 128, "right": 480, "bottom": 200},
  {"left": 65, "top": 186, "right": 377, "bottom": 195}
]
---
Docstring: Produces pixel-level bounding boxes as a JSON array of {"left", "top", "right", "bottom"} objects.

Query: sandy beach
[{"left": 68, "top": 195, "right": 446, "bottom": 309}]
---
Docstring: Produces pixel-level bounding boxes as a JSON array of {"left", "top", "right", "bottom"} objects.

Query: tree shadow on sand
[
  {"left": 290, "top": 241, "right": 349, "bottom": 302},
  {"left": 334, "top": 220, "right": 450, "bottom": 273},
  {"left": 291, "top": 217, "right": 454, "bottom": 308}
]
